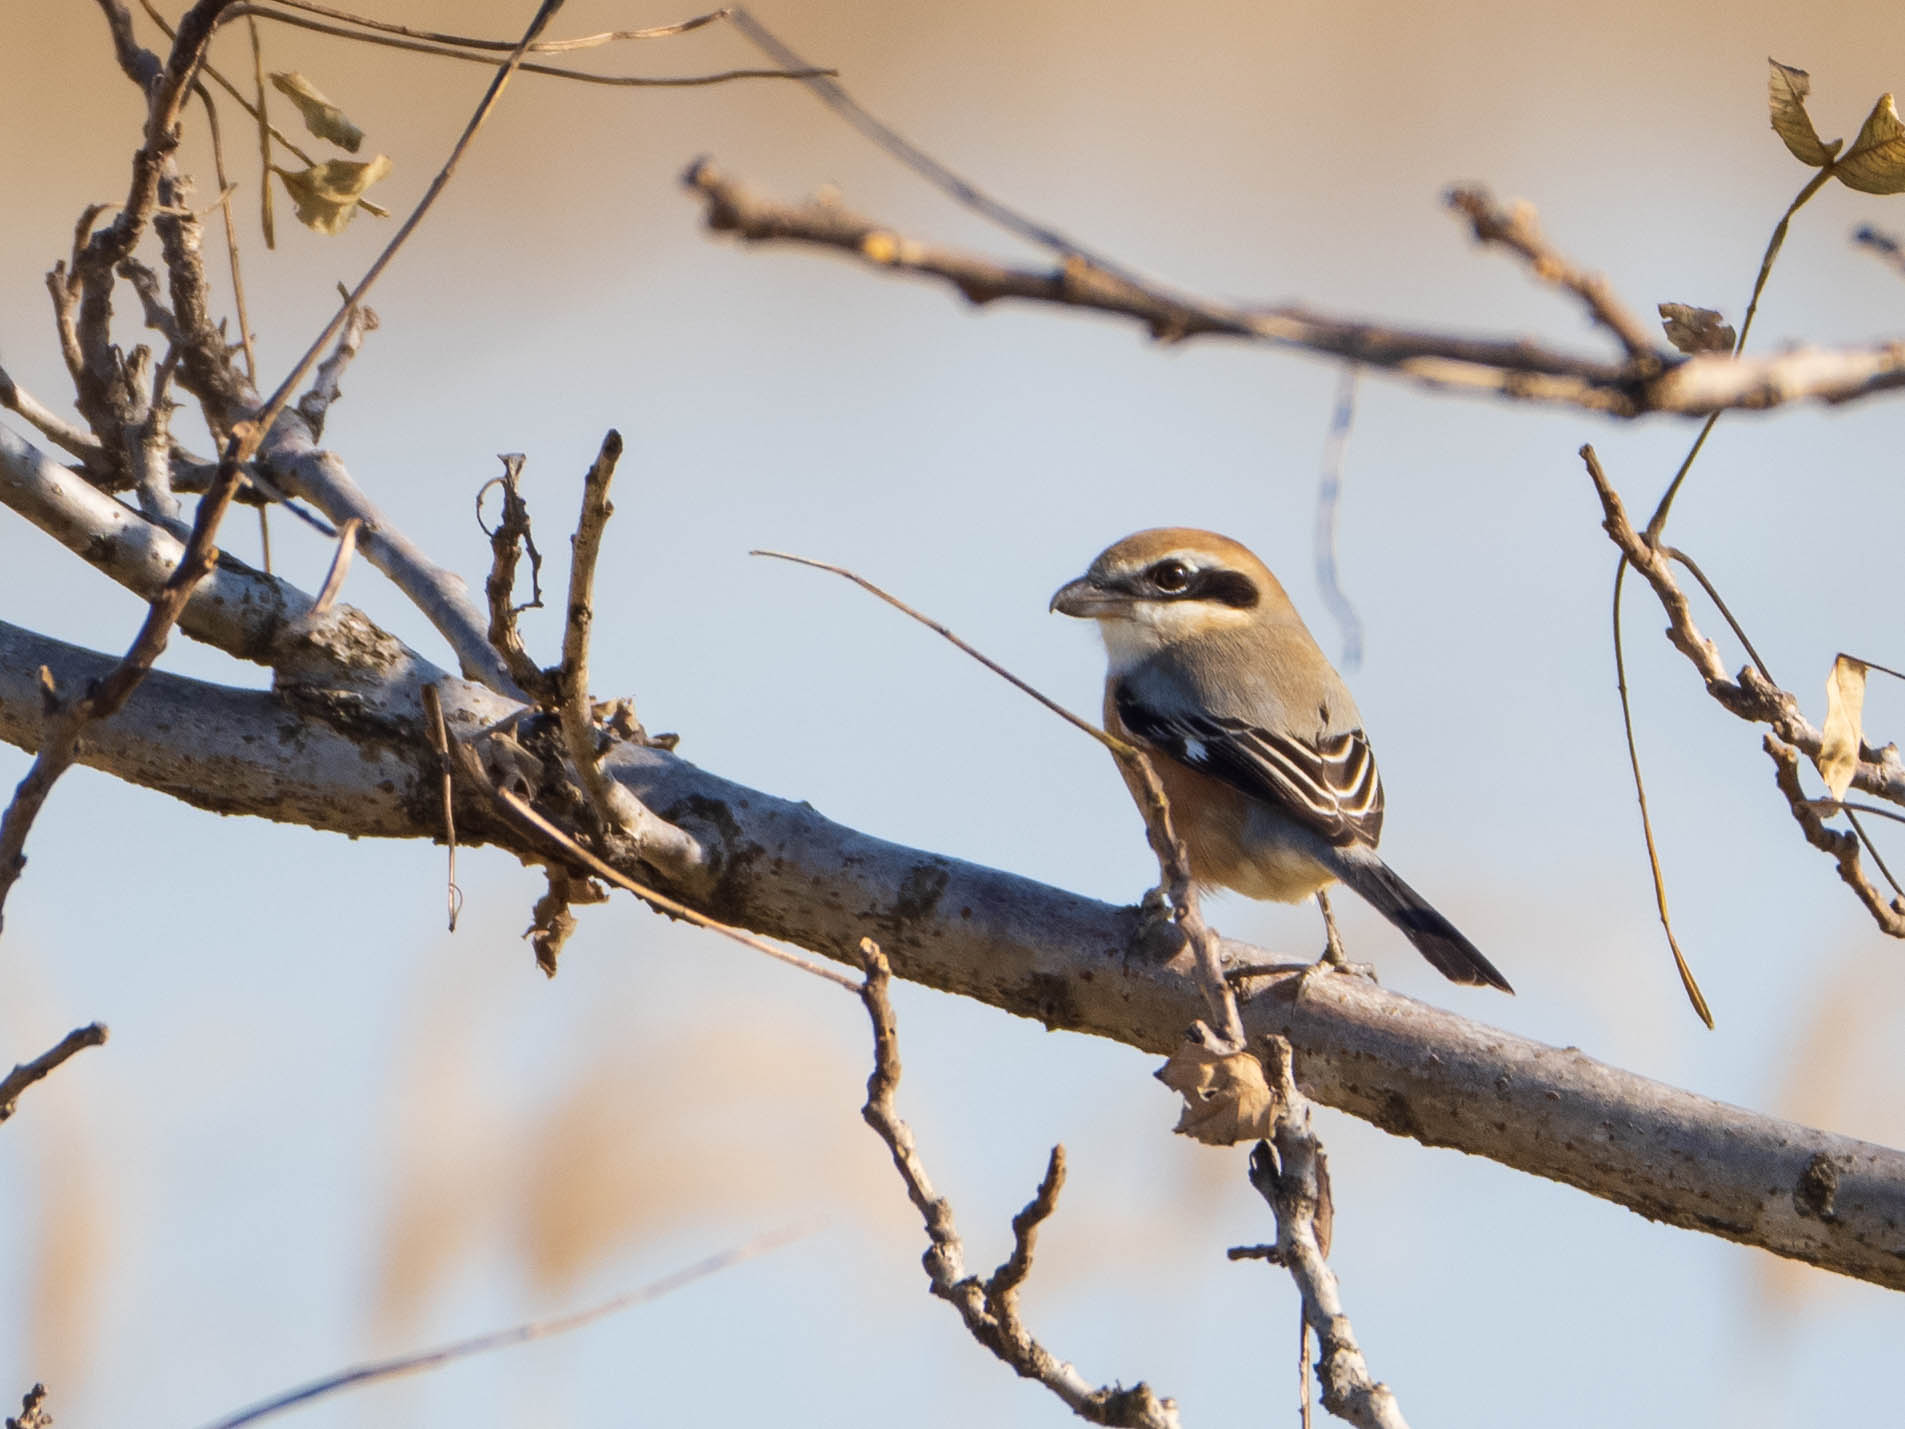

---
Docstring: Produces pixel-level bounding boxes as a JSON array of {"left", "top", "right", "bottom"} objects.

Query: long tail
[{"left": 1330, "top": 847, "right": 1513, "bottom": 992}]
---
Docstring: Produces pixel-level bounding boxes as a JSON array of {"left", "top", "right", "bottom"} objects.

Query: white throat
[{"left": 1094, "top": 604, "right": 1199, "bottom": 675}]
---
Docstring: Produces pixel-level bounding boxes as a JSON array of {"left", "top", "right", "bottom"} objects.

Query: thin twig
[
  {"left": 247, "top": 8, "right": 274, "bottom": 246},
  {"left": 194, "top": 79, "right": 257, "bottom": 381},
  {"left": 272, "top": 0, "right": 732, "bottom": 50},
  {"left": 295, "top": 300, "right": 378, "bottom": 440},
  {"left": 854, "top": 938, "right": 1180, "bottom": 1429},
  {"left": 306, "top": 517, "right": 359, "bottom": 618},
  {"left": 1312, "top": 364, "right": 1364, "bottom": 670},
  {"left": 0, "top": 1023, "right": 108, "bottom": 1123},
  {"left": 463, "top": 736, "right": 859, "bottom": 988},
  {"left": 750, "top": 548, "right": 1244, "bottom": 1046},
  {"left": 1592, "top": 456, "right": 1714, "bottom": 1029},
  {"left": 478, "top": 453, "right": 548, "bottom": 695},
  {"left": 1444, "top": 186, "right": 1662, "bottom": 361},
  {"left": 134, "top": 0, "right": 388, "bottom": 219},
  {"left": 1766, "top": 734, "right": 1905, "bottom": 935},
  {"left": 1644, "top": 167, "right": 1831, "bottom": 539},
  {"left": 244, "top": 0, "right": 570, "bottom": 460},
  {"left": 196, "top": 1226, "right": 811, "bottom": 1429},
  {"left": 419, "top": 683, "right": 461, "bottom": 932},
  {"left": 1245, "top": 1037, "right": 1407, "bottom": 1429},
  {"left": 1855, "top": 224, "right": 1905, "bottom": 280},
  {"left": 1659, "top": 547, "right": 1773, "bottom": 683},
  {"left": 0, "top": 361, "right": 108, "bottom": 466},
  {"left": 557, "top": 430, "right": 623, "bottom": 821},
  {"left": 240, "top": 5, "right": 830, "bottom": 88}
]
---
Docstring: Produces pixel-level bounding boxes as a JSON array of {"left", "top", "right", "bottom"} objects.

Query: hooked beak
[{"left": 1049, "top": 575, "right": 1124, "bottom": 618}]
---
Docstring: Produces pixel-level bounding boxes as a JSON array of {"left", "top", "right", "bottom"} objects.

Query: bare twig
[
  {"left": 1855, "top": 224, "right": 1905, "bottom": 280},
  {"left": 247, "top": 8, "right": 274, "bottom": 246},
  {"left": 295, "top": 301, "right": 379, "bottom": 440},
  {"left": 724, "top": 7, "right": 1128, "bottom": 276},
  {"left": 133, "top": 0, "right": 388, "bottom": 219},
  {"left": 1766, "top": 734, "right": 1905, "bottom": 935},
  {"left": 452, "top": 714, "right": 857, "bottom": 988},
  {"left": 478, "top": 453, "right": 549, "bottom": 695},
  {"left": 0, "top": 1023, "right": 108, "bottom": 1123},
  {"left": 1598, "top": 469, "right": 1714, "bottom": 1027},
  {"left": 196, "top": 1226, "right": 810, "bottom": 1429},
  {"left": 687, "top": 164, "right": 1905, "bottom": 418},
  {"left": 1312, "top": 364, "right": 1364, "bottom": 670},
  {"left": 246, "top": 0, "right": 568, "bottom": 452},
  {"left": 240, "top": 4, "right": 831, "bottom": 88},
  {"left": 419, "top": 682, "right": 461, "bottom": 932},
  {"left": 273, "top": 0, "right": 730, "bottom": 51},
  {"left": 194, "top": 78, "right": 256, "bottom": 382},
  {"left": 234, "top": 3, "right": 573, "bottom": 699},
  {"left": 490, "top": 784, "right": 857, "bottom": 989},
  {"left": 0, "top": 441, "right": 248, "bottom": 930},
  {"left": 1644, "top": 168, "right": 1831, "bottom": 539},
  {"left": 306, "top": 516, "right": 360, "bottom": 618},
  {"left": 1245, "top": 1037, "right": 1406, "bottom": 1429},
  {"left": 0, "top": 361, "right": 109, "bottom": 467},
  {"left": 1444, "top": 186, "right": 1661, "bottom": 361},
  {"left": 557, "top": 430, "right": 623, "bottom": 821},
  {"left": 855, "top": 938, "right": 1180, "bottom": 1429},
  {"left": 1582, "top": 443, "right": 1905, "bottom": 948},
  {"left": 751, "top": 549, "right": 1243, "bottom": 1046},
  {"left": 127, "top": 345, "right": 185, "bottom": 529}
]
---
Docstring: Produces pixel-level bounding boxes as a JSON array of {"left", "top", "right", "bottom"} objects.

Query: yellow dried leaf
[
  {"left": 275, "top": 155, "right": 392, "bottom": 235},
  {"left": 1819, "top": 654, "right": 1868, "bottom": 803},
  {"left": 1658, "top": 303, "right": 1736, "bottom": 355},
  {"left": 1768, "top": 59, "right": 1843, "bottom": 167},
  {"left": 269, "top": 71, "right": 364, "bottom": 152},
  {"left": 1836, "top": 93, "right": 1905, "bottom": 194},
  {"left": 1155, "top": 1040, "right": 1275, "bottom": 1145}
]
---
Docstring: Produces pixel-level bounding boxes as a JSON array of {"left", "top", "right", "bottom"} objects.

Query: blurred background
[{"left": 6, "top": 1, "right": 1905, "bottom": 1424}]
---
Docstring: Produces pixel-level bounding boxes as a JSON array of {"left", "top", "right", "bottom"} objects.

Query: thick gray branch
[{"left": 2, "top": 618, "right": 1902, "bottom": 1292}]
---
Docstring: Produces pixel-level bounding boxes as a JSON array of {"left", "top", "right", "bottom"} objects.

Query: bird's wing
[{"left": 1113, "top": 683, "right": 1385, "bottom": 846}]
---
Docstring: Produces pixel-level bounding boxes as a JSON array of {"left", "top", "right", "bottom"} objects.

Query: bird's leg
[
  {"left": 1302, "top": 888, "right": 1378, "bottom": 987},
  {"left": 1318, "top": 888, "right": 1348, "bottom": 965}
]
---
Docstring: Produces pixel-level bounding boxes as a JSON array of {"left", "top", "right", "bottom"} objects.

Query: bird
[{"left": 1050, "top": 526, "right": 1511, "bottom": 992}]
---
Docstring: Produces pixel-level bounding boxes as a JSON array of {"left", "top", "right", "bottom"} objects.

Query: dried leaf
[
  {"left": 1657, "top": 303, "right": 1736, "bottom": 355},
  {"left": 269, "top": 71, "right": 364, "bottom": 152},
  {"left": 274, "top": 155, "right": 392, "bottom": 235},
  {"left": 1768, "top": 59, "right": 1843, "bottom": 167},
  {"left": 1836, "top": 93, "right": 1905, "bottom": 194},
  {"left": 1819, "top": 654, "right": 1868, "bottom": 802},
  {"left": 1155, "top": 1040, "right": 1275, "bottom": 1145}
]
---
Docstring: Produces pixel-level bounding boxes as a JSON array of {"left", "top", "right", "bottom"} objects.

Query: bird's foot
[
  {"left": 1300, "top": 889, "right": 1378, "bottom": 991},
  {"left": 1299, "top": 948, "right": 1379, "bottom": 991}
]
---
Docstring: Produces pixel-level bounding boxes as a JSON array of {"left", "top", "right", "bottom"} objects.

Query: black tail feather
[{"left": 1332, "top": 850, "right": 1512, "bottom": 992}]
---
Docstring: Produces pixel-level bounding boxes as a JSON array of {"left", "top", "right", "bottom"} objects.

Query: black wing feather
[{"left": 1114, "top": 684, "right": 1385, "bottom": 846}]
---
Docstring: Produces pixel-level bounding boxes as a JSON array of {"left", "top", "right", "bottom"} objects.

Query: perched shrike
[{"left": 1051, "top": 527, "right": 1511, "bottom": 992}]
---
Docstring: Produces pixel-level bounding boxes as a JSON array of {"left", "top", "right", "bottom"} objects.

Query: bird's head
[{"left": 1049, "top": 527, "right": 1286, "bottom": 671}]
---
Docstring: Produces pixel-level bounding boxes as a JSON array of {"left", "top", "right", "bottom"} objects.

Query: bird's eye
[{"left": 1147, "top": 559, "right": 1192, "bottom": 593}]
